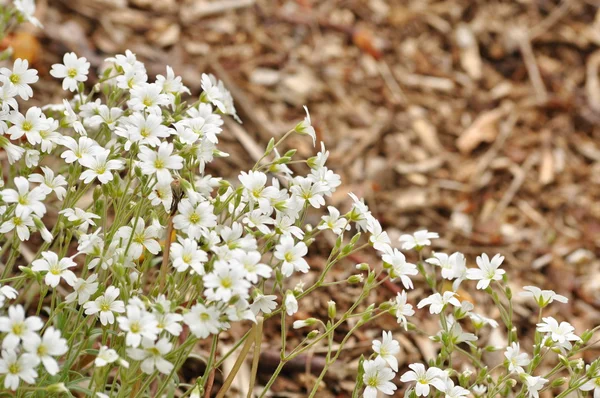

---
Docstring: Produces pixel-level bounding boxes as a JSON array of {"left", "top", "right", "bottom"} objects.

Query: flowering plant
[{"left": 0, "top": 1, "right": 598, "bottom": 397}]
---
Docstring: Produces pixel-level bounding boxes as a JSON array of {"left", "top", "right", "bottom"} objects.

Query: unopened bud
[
  {"left": 355, "top": 263, "right": 369, "bottom": 271},
  {"left": 347, "top": 274, "right": 364, "bottom": 284},
  {"left": 307, "top": 330, "right": 320, "bottom": 339},
  {"left": 47, "top": 383, "right": 69, "bottom": 393},
  {"left": 551, "top": 378, "right": 566, "bottom": 387},
  {"left": 327, "top": 301, "right": 336, "bottom": 319}
]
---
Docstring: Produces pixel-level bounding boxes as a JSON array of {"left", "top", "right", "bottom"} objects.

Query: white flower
[
  {"left": 0, "top": 350, "right": 38, "bottom": 391},
  {"left": 398, "top": 230, "right": 439, "bottom": 250},
  {"left": 536, "top": 317, "right": 581, "bottom": 347},
  {"left": 24, "top": 149, "right": 39, "bottom": 168},
  {"left": 238, "top": 171, "right": 277, "bottom": 212},
  {"left": 0, "top": 136, "right": 24, "bottom": 164},
  {"left": 80, "top": 150, "right": 124, "bottom": 184},
  {"left": 117, "top": 305, "right": 159, "bottom": 348},
  {"left": 382, "top": 248, "right": 417, "bottom": 290},
  {"left": 466, "top": 253, "right": 505, "bottom": 290},
  {"left": 504, "top": 342, "right": 530, "bottom": 374},
  {"left": 157, "top": 66, "right": 190, "bottom": 99},
  {"left": 0, "top": 285, "right": 18, "bottom": 308},
  {"left": 362, "top": 357, "right": 397, "bottom": 398},
  {"left": 60, "top": 136, "right": 104, "bottom": 165},
  {"left": 0, "top": 58, "right": 39, "bottom": 100},
  {"left": 183, "top": 303, "right": 221, "bottom": 339},
  {"left": 523, "top": 375, "right": 548, "bottom": 398},
  {"left": 293, "top": 105, "right": 316, "bottom": 146},
  {"left": 274, "top": 235, "right": 309, "bottom": 277},
  {"left": 61, "top": 99, "right": 86, "bottom": 134},
  {"left": 400, "top": 363, "right": 446, "bottom": 397},
  {"left": 24, "top": 327, "right": 68, "bottom": 375},
  {"left": 0, "top": 305, "right": 43, "bottom": 350},
  {"left": 200, "top": 73, "right": 238, "bottom": 119},
  {"left": 14, "top": 0, "right": 42, "bottom": 28},
  {"left": 426, "top": 252, "right": 458, "bottom": 280},
  {"left": 0, "top": 210, "right": 34, "bottom": 241},
  {"left": 203, "top": 263, "right": 250, "bottom": 302},
  {"left": 88, "top": 105, "right": 123, "bottom": 131},
  {"left": 116, "top": 218, "right": 161, "bottom": 259},
  {"left": 417, "top": 291, "right": 461, "bottom": 314},
  {"left": 367, "top": 218, "right": 391, "bottom": 252},
  {"left": 284, "top": 291, "right": 298, "bottom": 316},
  {"left": 149, "top": 183, "right": 173, "bottom": 212},
  {"left": 83, "top": 286, "right": 126, "bottom": 325},
  {"left": 60, "top": 207, "right": 101, "bottom": 232},
  {"left": 393, "top": 291, "right": 415, "bottom": 330},
  {"left": 372, "top": 331, "right": 400, "bottom": 371},
  {"left": 128, "top": 83, "right": 170, "bottom": 114},
  {"left": 235, "top": 250, "right": 271, "bottom": 283},
  {"left": 290, "top": 176, "right": 325, "bottom": 208},
  {"left": 521, "top": 286, "right": 568, "bottom": 308},
  {"left": 250, "top": 293, "right": 278, "bottom": 315},
  {"left": 579, "top": 367, "right": 600, "bottom": 397},
  {"left": 28, "top": 166, "right": 67, "bottom": 200},
  {"left": 6, "top": 107, "right": 49, "bottom": 144},
  {"left": 138, "top": 142, "right": 183, "bottom": 185},
  {"left": 50, "top": 52, "right": 89, "bottom": 92},
  {"left": 173, "top": 197, "right": 217, "bottom": 240},
  {"left": 318, "top": 206, "right": 349, "bottom": 235},
  {"left": 126, "top": 337, "right": 173, "bottom": 375},
  {"left": 442, "top": 379, "right": 470, "bottom": 398},
  {"left": 65, "top": 274, "right": 99, "bottom": 305},
  {"left": 95, "top": 346, "right": 119, "bottom": 367},
  {"left": 115, "top": 112, "right": 170, "bottom": 150},
  {"left": 170, "top": 238, "right": 208, "bottom": 274},
  {"left": 31, "top": 251, "right": 77, "bottom": 288}
]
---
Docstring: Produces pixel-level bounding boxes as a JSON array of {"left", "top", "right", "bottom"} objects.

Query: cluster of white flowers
[{"left": 0, "top": 1, "right": 598, "bottom": 397}]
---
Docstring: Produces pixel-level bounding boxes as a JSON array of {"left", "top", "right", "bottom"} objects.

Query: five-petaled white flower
[
  {"left": 362, "top": 357, "right": 397, "bottom": 398},
  {"left": 0, "top": 305, "right": 43, "bottom": 350},
  {"left": 50, "top": 52, "right": 90, "bottom": 92},
  {"left": 0, "top": 58, "right": 38, "bottom": 100},
  {"left": 83, "top": 286, "right": 125, "bottom": 325},
  {"left": 117, "top": 305, "right": 159, "bottom": 348},
  {"left": 521, "top": 286, "right": 568, "bottom": 308},
  {"left": 504, "top": 342, "right": 530, "bottom": 374},
  {"left": 372, "top": 331, "right": 400, "bottom": 371},
  {"left": 0, "top": 350, "right": 38, "bottom": 391},
  {"left": 400, "top": 363, "right": 446, "bottom": 397},
  {"left": 31, "top": 251, "right": 77, "bottom": 288},
  {"left": 523, "top": 375, "right": 548, "bottom": 398},
  {"left": 294, "top": 105, "right": 316, "bottom": 146},
  {"left": 466, "top": 253, "right": 505, "bottom": 290},
  {"left": 398, "top": 230, "right": 439, "bottom": 250},
  {"left": 80, "top": 150, "right": 124, "bottom": 184},
  {"left": 138, "top": 142, "right": 183, "bottom": 185},
  {"left": 274, "top": 235, "right": 309, "bottom": 277},
  {"left": 417, "top": 291, "right": 461, "bottom": 315},
  {"left": 126, "top": 337, "right": 173, "bottom": 375},
  {"left": 24, "top": 327, "right": 68, "bottom": 376}
]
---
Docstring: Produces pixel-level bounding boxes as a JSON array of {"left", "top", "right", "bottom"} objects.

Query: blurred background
[{"left": 9, "top": 0, "right": 600, "bottom": 395}]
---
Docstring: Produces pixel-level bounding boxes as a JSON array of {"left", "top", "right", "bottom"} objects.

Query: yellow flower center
[
  {"left": 11, "top": 322, "right": 24, "bottom": 336},
  {"left": 189, "top": 213, "right": 200, "bottom": 224},
  {"left": 67, "top": 68, "right": 78, "bottom": 78},
  {"left": 22, "top": 121, "right": 32, "bottom": 131},
  {"left": 154, "top": 159, "right": 164, "bottom": 169},
  {"left": 130, "top": 322, "right": 141, "bottom": 333},
  {"left": 9, "top": 73, "right": 20, "bottom": 84},
  {"left": 8, "top": 363, "right": 20, "bottom": 375}
]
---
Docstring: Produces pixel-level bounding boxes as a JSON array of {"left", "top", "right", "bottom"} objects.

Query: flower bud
[
  {"left": 307, "top": 330, "right": 320, "bottom": 339},
  {"left": 347, "top": 274, "right": 364, "bottom": 284},
  {"left": 327, "top": 301, "right": 336, "bottom": 319},
  {"left": 551, "top": 378, "right": 566, "bottom": 387},
  {"left": 293, "top": 318, "right": 317, "bottom": 329},
  {"left": 355, "top": 263, "right": 369, "bottom": 271},
  {"left": 47, "top": 383, "right": 69, "bottom": 393}
]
